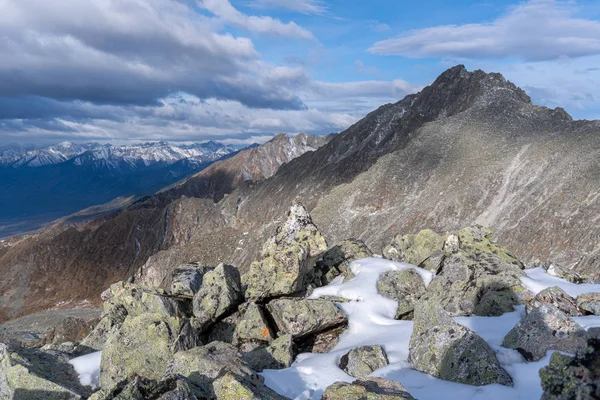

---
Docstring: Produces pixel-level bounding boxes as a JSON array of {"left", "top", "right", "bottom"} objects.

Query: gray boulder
[
  {"left": 577, "top": 292, "right": 600, "bottom": 315},
  {"left": 539, "top": 338, "right": 600, "bottom": 400},
  {"left": 377, "top": 269, "right": 426, "bottom": 319},
  {"left": 243, "top": 203, "right": 328, "bottom": 299},
  {"left": 89, "top": 375, "right": 197, "bottom": 400},
  {"left": 233, "top": 303, "right": 274, "bottom": 345},
  {"left": 310, "top": 239, "right": 373, "bottom": 286},
  {"left": 171, "top": 264, "right": 213, "bottom": 297},
  {"left": 383, "top": 229, "right": 444, "bottom": 272},
  {"left": 242, "top": 334, "right": 295, "bottom": 372},
  {"left": 267, "top": 299, "right": 347, "bottom": 338},
  {"left": 213, "top": 371, "right": 290, "bottom": 400},
  {"left": 298, "top": 325, "right": 347, "bottom": 354},
  {"left": 546, "top": 264, "right": 594, "bottom": 284},
  {"left": 101, "top": 282, "right": 185, "bottom": 320},
  {"left": 408, "top": 300, "right": 513, "bottom": 386},
  {"left": 339, "top": 345, "right": 390, "bottom": 378},
  {"left": 192, "top": 263, "right": 243, "bottom": 332},
  {"left": 502, "top": 303, "right": 589, "bottom": 361},
  {"left": 168, "top": 341, "right": 261, "bottom": 399},
  {"left": 322, "top": 377, "right": 416, "bottom": 400},
  {"left": 526, "top": 286, "right": 582, "bottom": 316},
  {"left": 0, "top": 343, "right": 92, "bottom": 399}
]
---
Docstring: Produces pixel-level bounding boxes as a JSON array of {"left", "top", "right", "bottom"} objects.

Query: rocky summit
[{"left": 1, "top": 66, "right": 600, "bottom": 399}]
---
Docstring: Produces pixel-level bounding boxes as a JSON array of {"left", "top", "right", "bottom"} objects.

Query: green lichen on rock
[
  {"left": 383, "top": 229, "right": 444, "bottom": 271},
  {"left": 213, "top": 371, "right": 290, "bottom": 400},
  {"left": 339, "top": 345, "right": 390, "bottom": 378},
  {"left": 171, "top": 263, "right": 214, "bottom": 297},
  {"left": 474, "top": 290, "right": 518, "bottom": 317},
  {"left": 102, "top": 282, "right": 184, "bottom": 320},
  {"left": 233, "top": 302, "right": 273, "bottom": 345},
  {"left": 377, "top": 269, "right": 426, "bottom": 319},
  {"left": 457, "top": 226, "right": 523, "bottom": 268},
  {"left": 192, "top": 263, "right": 243, "bottom": 332},
  {"left": 243, "top": 204, "right": 327, "bottom": 299},
  {"left": 267, "top": 298, "right": 347, "bottom": 338},
  {"left": 526, "top": 286, "right": 582, "bottom": 316},
  {"left": 242, "top": 334, "right": 295, "bottom": 372},
  {"left": 89, "top": 375, "right": 197, "bottom": 400},
  {"left": 321, "top": 377, "right": 416, "bottom": 400}
]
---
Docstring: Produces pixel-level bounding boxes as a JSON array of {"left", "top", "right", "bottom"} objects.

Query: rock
[
  {"left": 168, "top": 341, "right": 261, "bottom": 399},
  {"left": 377, "top": 269, "right": 426, "bottom": 319},
  {"left": 502, "top": 303, "right": 589, "bottom": 361},
  {"left": 171, "top": 264, "right": 214, "bottom": 297},
  {"left": 233, "top": 303, "right": 274, "bottom": 345},
  {"left": 339, "top": 345, "right": 389, "bottom": 378},
  {"left": 89, "top": 375, "right": 197, "bottom": 400},
  {"left": 213, "top": 371, "right": 290, "bottom": 400},
  {"left": 242, "top": 334, "right": 295, "bottom": 372},
  {"left": 47, "top": 317, "right": 99, "bottom": 346},
  {"left": 100, "top": 313, "right": 191, "bottom": 389},
  {"left": 310, "top": 239, "right": 373, "bottom": 286},
  {"left": 267, "top": 299, "right": 347, "bottom": 338},
  {"left": 546, "top": 264, "right": 594, "bottom": 284},
  {"left": 205, "top": 308, "right": 245, "bottom": 344},
  {"left": 101, "top": 282, "right": 185, "bottom": 320},
  {"left": 408, "top": 300, "right": 513, "bottom": 386},
  {"left": 0, "top": 343, "right": 92, "bottom": 399},
  {"left": 457, "top": 226, "right": 524, "bottom": 268},
  {"left": 539, "top": 338, "right": 600, "bottom": 400},
  {"left": 321, "top": 377, "right": 416, "bottom": 400},
  {"left": 443, "top": 234, "right": 460, "bottom": 254},
  {"left": 244, "top": 203, "right": 328, "bottom": 299},
  {"left": 474, "top": 290, "right": 518, "bottom": 317},
  {"left": 383, "top": 229, "right": 444, "bottom": 272},
  {"left": 297, "top": 324, "right": 347, "bottom": 354},
  {"left": 577, "top": 292, "right": 600, "bottom": 315},
  {"left": 192, "top": 263, "right": 243, "bottom": 332},
  {"left": 526, "top": 286, "right": 582, "bottom": 316}
]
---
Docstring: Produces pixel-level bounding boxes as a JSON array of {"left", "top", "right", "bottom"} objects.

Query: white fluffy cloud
[
  {"left": 249, "top": 0, "right": 327, "bottom": 15},
  {"left": 369, "top": 0, "right": 600, "bottom": 61}
]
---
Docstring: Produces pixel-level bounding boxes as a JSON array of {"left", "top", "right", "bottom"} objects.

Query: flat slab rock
[
  {"left": 267, "top": 298, "right": 347, "bottom": 338},
  {"left": 322, "top": 377, "right": 416, "bottom": 400}
]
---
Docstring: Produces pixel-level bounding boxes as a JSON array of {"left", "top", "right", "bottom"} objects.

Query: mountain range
[
  {"left": 0, "top": 141, "right": 243, "bottom": 238},
  {"left": 0, "top": 65, "right": 599, "bottom": 324}
]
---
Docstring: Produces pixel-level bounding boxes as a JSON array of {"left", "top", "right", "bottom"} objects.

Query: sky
[{"left": 1, "top": 0, "right": 600, "bottom": 146}]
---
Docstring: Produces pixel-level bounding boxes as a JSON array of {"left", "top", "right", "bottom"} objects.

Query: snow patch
[
  {"left": 521, "top": 267, "right": 600, "bottom": 297},
  {"left": 69, "top": 351, "right": 102, "bottom": 389}
]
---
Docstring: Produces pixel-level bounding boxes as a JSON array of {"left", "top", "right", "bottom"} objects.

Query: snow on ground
[
  {"left": 262, "top": 258, "right": 600, "bottom": 400},
  {"left": 69, "top": 351, "right": 102, "bottom": 389},
  {"left": 68, "top": 259, "right": 600, "bottom": 398}
]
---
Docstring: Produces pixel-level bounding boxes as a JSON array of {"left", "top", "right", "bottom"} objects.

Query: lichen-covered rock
[
  {"left": 168, "top": 341, "right": 261, "bottom": 399},
  {"left": 377, "top": 269, "right": 426, "bottom": 319},
  {"left": 539, "top": 338, "right": 600, "bottom": 400},
  {"left": 310, "top": 239, "right": 373, "bottom": 286},
  {"left": 339, "top": 345, "right": 389, "bottom": 378},
  {"left": 425, "top": 251, "right": 527, "bottom": 316},
  {"left": 0, "top": 343, "right": 91, "bottom": 399},
  {"left": 101, "top": 282, "right": 185, "bottom": 320},
  {"left": 298, "top": 324, "right": 347, "bottom": 354},
  {"left": 100, "top": 313, "right": 189, "bottom": 389},
  {"left": 267, "top": 299, "right": 347, "bottom": 338},
  {"left": 89, "top": 375, "right": 197, "bottom": 400},
  {"left": 577, "top": 292, "right": 600, "bottom": 315},
  {"left": 205, "top": 307, "right": 245, "bottom": 344},
  {"left": 383, "top": 229, "right": 444, "bottom": 272},
  {"left": 546, "top": 264, "right": 594, "bottom": 284},
  {"left": 526, "top": 286, "right": 582, "bottom": 316},
  {"left": 233, "top": 303, "right": 274, "bottom": 345},
  {"left": 502, "top": 304, "right": 589, "bottom": 361},
  {"left": 408, "top": 300, "right": 513, "bottom": 386},
  {"left": 457, "top": 226, "right": 524, "bottom": 268},
  {"left": 213, "top": 371, "right": 290, "bottom": 400},
  {"left": 171, "top": 264, "right": 214, "bottom": 297},
  {"left": 242, "top": 334, "right": 295, "bottom": 372},
  {"left": 192, "top": 263, "right": 243, "bottom": 332},
  {"left": 81, "top": 316, "right": 121, "bottom": 352},
  {"left": 244, "top": 204, "right": 328, "bottom": 299},
  {"left": 321, "top": 377, "right": 416, "bottom": 400}
]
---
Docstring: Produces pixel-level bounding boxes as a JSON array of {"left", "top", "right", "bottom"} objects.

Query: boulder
[
  {"left": 539, "top": 338, "right": 600, "bottom": 400},
  {"left": 321, "top": 377, "right": 416, "bottom": 400},
  {"left": 100, "top": 313, "right": 193, "bottom": 389},
  {"left": 377, "top": 269, "right": 426, "bottom": 319},
  {"left": 526, "top": 286, "right": 582, "bottom": 316},
  {"left": 502, "top": 303, "right": 589, "bottom": 361},
  {"left": 456, "top": 226, "right": 524, "bottom": 268},
  {"left": 408, "top": 300, "right": 513, "bottom": 386},
  {"left": 0, "top": 343, "right": 91, "bottom": 399},
  {"left": 205, "top": 307, "right": 245, "bottom": 344},
  {"left": 473, "top": 290, "right": 519, "bottom": 317},
  {"left": 546, "top": 264, "right": 594, "bottom": 284},
  {"left": 242, "top": 334, "right": 295, "bottom": 372},
  {"left": 577, "top": 292, "right": 600, "bottom": 315},
  {"left": 192, "top": 263, "right": 243, "bottom": 332},
  {"left": 233, "top": 303, "right": 274, "bottom": 345},
  {"left": 171, "top": 264, "right": 214, "bottom": 297},
  {"left": 383, "top": 229, "right": 444, "bottom": 272},
  {"left": 89, "top": 375, "right": 197, "bottom": 400},
  {"left": 267, "top": 299, "right": 347, "bottom": 338},
  {"left": 101, "top": 282, "right": 185, "bottom": 320},
  {"left": 297, "top": 324, "right": 347, "bottom": 354},
  {"left": 213, "top": 371, "right": 290, "bottom": 400},
  {"left": 244, "top": 204, "right": 328, "bottom": 299},
  {"left": 310, "top": 239, "right": 373, "bottom": 286},
  {"left": 339, "top": 345, "right": 389, "bottom": 378},
  {"left": 168, "top": 341, "right": 261, "bottom": 399}
]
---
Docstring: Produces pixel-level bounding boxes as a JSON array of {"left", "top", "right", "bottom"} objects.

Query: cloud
[
  {"left": 354, "top": 60, "right": 380, "bottom": 75},
  {"left": 368, "top": 20, "right": 390, "bottom": 32},
  {"left": 369, "top": 0, "right": 600, "bottom": 61},
  {"left": 199, "top": 0, "right": 314, "bottom": 39},
  {"left": 249, "top": 0, "right": 327, "bottom": 15}
]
